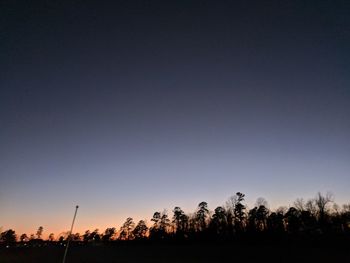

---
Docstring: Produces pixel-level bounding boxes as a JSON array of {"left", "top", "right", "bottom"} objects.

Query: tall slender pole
[{"left": 62, "top": 205, "right": 79, "bottom": 263}]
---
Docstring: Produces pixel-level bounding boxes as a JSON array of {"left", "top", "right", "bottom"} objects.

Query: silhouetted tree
[
  {"left": 195, "top": 202, "right": 209, "bottom": 232},
  {"left": 159, "top": 211, "right": 170, "bottom": 237},
  {"left": 294, "top": 198, "right": 306, "bottom": 212},
  {"left": 119, "top": 217, "right": 135, "bottom": 240},
  {"left": 89, "top": 229, "right": 101, "bottom": 242},
  {"left": 102, "top": 228, "right": 116, "bottom": 242},
  {"left": 20, "top": 233, "right": 28, "bottom": 242},
  {"left": 188, "top": 213, "right": 198, "bottom": 237},
  {"left": 150, "top": 212, "right": 161, "bottom": 239},
  {"left": 247, "top": 207, "right": 258, "bottom": 232},
  {"left": 305, "top": 199, "right": 318, "bottom": 216},
  {"left": 0, "top": 229, "right": 17, "bottom": 244},
  {"left": 48, "top": 233, "right": 55, "bottom": 242},
  {"left": 36, "top": 226, "right": 43, "bottom": 239},
  {"left": 300, "top": 210, "right": 317, "bottom": 233},
  {"left": 315, "top": 192, "right": 333, "bottom": 230},
  {"left": 255, "top": 197, "right": 269, "bottom": 209},
  {"left": 267, "top": 211, "right": 285, "bottom": 234},
  {"left": 172, "top": 207, "right": 189, "bottom": 237},
  {"left": 3, "top": 191, "right": 350, "bottom": 246},
  {"left": 210, "top": 206, "right": 228, "bottom": 238},
  {"left": 315, "top": 192, "right": 333, "bottom": 217},
  {"left": 285, "top": 207, "right": 301, "bottom": 234},
  {"left": 83, "top": 230, "right": 91, "bottom": 242},
  {"left": 150, "top": 211, "right": 170, "bottom": 239},
  {"left": 72, "top": 233, "right": 81, "bottom": 241},
  {"left": 233, "top": 192, "right": 246, "bottom": 233},
  {"left": 132, "top": 220, "right": 148, "bottom": 239},
  {"left": 341, "top": 204, "right": 350, "bottom": 232},
  {"left": 256, "top": 205, "right": 269, "bottom": 231}
]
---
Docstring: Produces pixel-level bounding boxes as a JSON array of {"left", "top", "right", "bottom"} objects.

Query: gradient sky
[{"left": 1, "top": 1, "right": 350, "bottom": 237}]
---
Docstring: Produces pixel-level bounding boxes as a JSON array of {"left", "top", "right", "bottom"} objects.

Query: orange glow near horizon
[{"left": 4, "top": 194, "right": 350, "bottom": 240}]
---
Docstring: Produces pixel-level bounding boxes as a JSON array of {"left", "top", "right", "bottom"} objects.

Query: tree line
[{"left": 1, "top": 192, "right": 350, "bottom": 246}]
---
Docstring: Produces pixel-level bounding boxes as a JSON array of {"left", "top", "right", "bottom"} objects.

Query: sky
[{"left": 1, "top": 0, "right": 350, "bottom": 237}]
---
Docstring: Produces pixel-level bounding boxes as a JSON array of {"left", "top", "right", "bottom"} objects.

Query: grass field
[{"left": 1, "top": 242, "right": 350, "bottom": 263}]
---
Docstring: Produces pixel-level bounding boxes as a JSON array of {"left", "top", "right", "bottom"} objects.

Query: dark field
[{"left": 1, "top": 242, "right": 349, "bottom": 263}]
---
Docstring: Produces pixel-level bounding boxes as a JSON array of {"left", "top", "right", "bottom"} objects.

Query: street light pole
[{"left": 62, "top": 205, "right": 79, "bottom": 263}]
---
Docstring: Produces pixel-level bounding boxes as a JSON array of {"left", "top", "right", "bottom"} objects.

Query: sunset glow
[{"left": 1, "top": 1, "right": 349, "bottom": 243}]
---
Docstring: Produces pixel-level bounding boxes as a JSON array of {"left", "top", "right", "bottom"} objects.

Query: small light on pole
[{"left": 62, "top": 205, "right": 79, "bottom": 263}]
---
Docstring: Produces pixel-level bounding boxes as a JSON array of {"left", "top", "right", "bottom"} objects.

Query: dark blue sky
[{"left": 1, "top": 0, "right": 349, "bottom": 235}]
